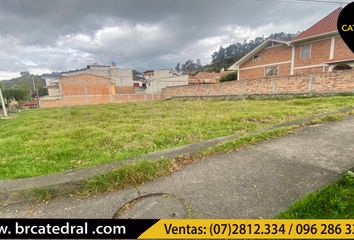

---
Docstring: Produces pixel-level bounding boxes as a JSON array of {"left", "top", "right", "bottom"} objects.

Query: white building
[
  {"left": 41, "top": 73, "right": 62, "bottom": 97},
  {"left": 144, "top": 69, "right": 188, "bottom": 94}
]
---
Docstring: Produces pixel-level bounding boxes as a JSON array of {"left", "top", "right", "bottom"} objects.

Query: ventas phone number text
[{"left": 208, "top": 223, "right": 354, "bottom": 237}]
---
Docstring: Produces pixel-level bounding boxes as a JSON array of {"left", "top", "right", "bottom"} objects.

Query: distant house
[
  {"left": 133, "top": 74, "right": 146, "bottom": 88},
  {"left": 189, "top": 71, "right": 227, "bottom": 84},
  {"left": 228, "top": 8, "right": 354, "bottom": 80},
  {"left": 59, "top": 73, "right": 113, "bottom": 105},
  {"left": 42, "top": 63, "right": 134, "bottom": 99},
  {"left": 64, "top": 64, "right": 134, "bottom": 94},
  {"left": 144, "top": 69, "right": 189, "bottom": 93},
  {"left": 143, "top": 70, "right": 155, "bottom": 80},
  {"left": 41, "top": 73, "right": 62, "bottom": 97}
]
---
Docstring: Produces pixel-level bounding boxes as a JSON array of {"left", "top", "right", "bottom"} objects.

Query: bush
[
  {"left": 2, "top": 87, "right": 31, "bottom": 101},
  {"left": 333, "top": 64, "right": 352, "bottom": 71},
  {"left": 220, "top": 72, "right": 237, "bottom": 82}
]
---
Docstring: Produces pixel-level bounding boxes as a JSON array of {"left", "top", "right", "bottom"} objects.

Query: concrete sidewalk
[{"left": 1, "top": 116, "right": 354, "bottom": 218}]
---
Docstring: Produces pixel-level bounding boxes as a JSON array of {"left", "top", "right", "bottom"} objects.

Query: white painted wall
[{"left": 145, "top": 75, "right": 189, "bottom": 94}]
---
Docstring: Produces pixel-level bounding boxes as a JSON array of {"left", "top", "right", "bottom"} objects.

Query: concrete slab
[
  {"left": 254, "top": 117, "right": 354, "bottom": 173},
  {"left": 138, "top": 148, "right": 338, "bottom": 218},
  {"left": 113, "top": 193, "right": 189, "bottom": 219}
]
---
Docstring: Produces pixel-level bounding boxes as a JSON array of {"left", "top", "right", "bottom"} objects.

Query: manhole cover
[{"left": 113, "top": 193, "right": 190, "bottom": 219}]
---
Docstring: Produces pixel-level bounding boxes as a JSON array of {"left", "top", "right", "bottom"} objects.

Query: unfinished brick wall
[
  {"left": 162, "top": 70, "right": 354, "bottom": 98},
  {"left": 40, "top": 93, "right": 164, "bottom": 108},
  {"left": 115, "top": 86, "right": 135, "bottom": 94},
  {"left": 60, "top": 73, "right": 111, "bottom": 96}
]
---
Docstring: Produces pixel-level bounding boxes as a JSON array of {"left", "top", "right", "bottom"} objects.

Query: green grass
[
  {"left": 199, "top": 126, "right": 299, "bottom": 156},
  {"left": 25, "top": 188, "right": 55, "bottom": 202},
  {"left": 278, "top": 172, "right": 354, "bottom": 219},
  {"left": 80, "top": 126, "right": 299, "bottom": 196},
  {"left": 81, "top": 158, "right": 172, "bottom": 195},
  {"left": 0, "top": 96, "right": 354, "bottom": 179}
]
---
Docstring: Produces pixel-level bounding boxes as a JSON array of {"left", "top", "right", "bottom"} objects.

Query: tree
[
  {"left": 175, "top": 32, "right": 296, "bottom": 74},
  {"left": 220, "top": 72, "right": 237, "bottom": 82},
  {"left": 196, "top": 58, "right": 202, "bottom": 71},
  {"left": 2, "top": 87, "right": 31, "bottom": 101},
  {"left": 182, "top": 59, "right": 198, "bottom": 74},
  {"left": 1, "top": 74, "right": 48, "bottom": 98},
  {"left": 175, "top": 62, "right": 181, "bottom": 72}
]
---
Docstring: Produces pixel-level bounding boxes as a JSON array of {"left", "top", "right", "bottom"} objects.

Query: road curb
[{"left": 0, "top": 106, "right": 353, "bottom": 204}]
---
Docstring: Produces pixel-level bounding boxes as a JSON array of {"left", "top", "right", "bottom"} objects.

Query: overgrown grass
[
  {"left": 25, "top": 188, "right": 55, "bottom": 202},
  {"left": 200, "top": 126, "right": 299, "bottom": 156},
  {"left": 278, "top": 172, "right": 354, "bottom": 219},
  {"left": 0, "top": 96, "right": 353, "bottom": 179},
  {"left": 81, "top": 159, "right": 172, "bottom": 195},
  {"left": 80, "top": 127, "right": 297, "bottom": 196},
  {"left": 79, "top": 118, "right": 349, "bottom": 196}
]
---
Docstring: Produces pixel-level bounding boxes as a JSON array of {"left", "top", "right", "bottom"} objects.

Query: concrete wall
[
  {"left": 162, "top": 70, "right": 354, "bottom": 98},
  {"left": 146, "top": 75, "right": 189, "bottom": 94},
  {"left": 112, "top": 69, "right": 134, "bottom": 87},
  {"left": 153, "top": 69, "right": 171, "bottom": 78},
  {"left": 43, "top": 77, "right": 61, "bottom": 97},
  {"left": 47, "top": 87, "right": 61, "bottom": 97}
]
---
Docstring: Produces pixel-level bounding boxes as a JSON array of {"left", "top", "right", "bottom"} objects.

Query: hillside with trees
[
  {"left": 176, "top": 32, "right": 296, "bottom": 74},
  {"left": 0, "top": 72, "right": 47, "bottom": 102}
]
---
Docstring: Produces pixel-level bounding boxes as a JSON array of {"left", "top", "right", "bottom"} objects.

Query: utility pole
[
  {"left": 0, "top": 87, "right": 7, "bottom": 117},
  {"left": 32, "top": 75, "right": 40, "bottom": 108}
]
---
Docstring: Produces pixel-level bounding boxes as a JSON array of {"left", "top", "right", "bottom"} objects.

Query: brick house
[
  {"left": 65, "top": 64, "right": 134, "bottom": 94},
  {"left": 189, "top": 71, "right": 227, "bottom": 84},
  {"left": 228, "top": 8, "right": 354, "bottom": 80},
  {"left": 42, "top": 73, "right": 113, "bottom": 107}
]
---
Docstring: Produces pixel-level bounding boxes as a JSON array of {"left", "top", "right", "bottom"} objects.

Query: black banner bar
[{"left": 0, "top": 219, "right": 159, "bottom": 239}]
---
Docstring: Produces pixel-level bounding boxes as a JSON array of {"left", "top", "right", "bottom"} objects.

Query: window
[
  {"left": 253, "top": 55, "right": 260, "bottom": 61},
  {"left": 301, "top": 44, "right": 311, "bottom": 60},
  {"left": 264, "top": 66, "right": 279, "bottom": 77},
  {"left": 333, "top": 63, "right": 352, "bottom": 71}
]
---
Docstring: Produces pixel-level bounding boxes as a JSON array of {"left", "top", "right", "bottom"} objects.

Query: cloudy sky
[{"left": 0, "top": 0, "right": 345, "bottom": 79}]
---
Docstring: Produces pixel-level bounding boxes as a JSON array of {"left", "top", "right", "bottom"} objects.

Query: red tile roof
[
  {"left": 189, "top": 72, "right": 226, "bottom": 84},
  {"left": 292, "top": 7, "right": 342, "bottom": 41}
]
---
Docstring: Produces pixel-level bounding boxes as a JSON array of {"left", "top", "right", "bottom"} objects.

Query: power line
[
  {"left": 254, "top": 0, "right": 350, "bottom": 5},
  {"left": 291, "top": 0, "right": 349, "bottom": 4}
]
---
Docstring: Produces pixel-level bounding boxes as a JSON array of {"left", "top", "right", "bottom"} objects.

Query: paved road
[{"left": 1, "top": 116, "right": 354, "bottom": 218}]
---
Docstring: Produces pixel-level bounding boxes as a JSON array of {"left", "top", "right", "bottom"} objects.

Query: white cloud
[
  {"left": 0, "top": 0, "right": 338, "bottom": 77},
  {"left": 0, "top": 71, "right": 20, "bottom": 80}
]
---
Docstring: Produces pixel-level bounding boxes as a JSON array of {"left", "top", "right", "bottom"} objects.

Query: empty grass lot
[
  {"left": 0, "top": 96, "right": 354, "bottom": 180},
  {"left": 278, "top": 173, "right": 354, "bottom": 219}
]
